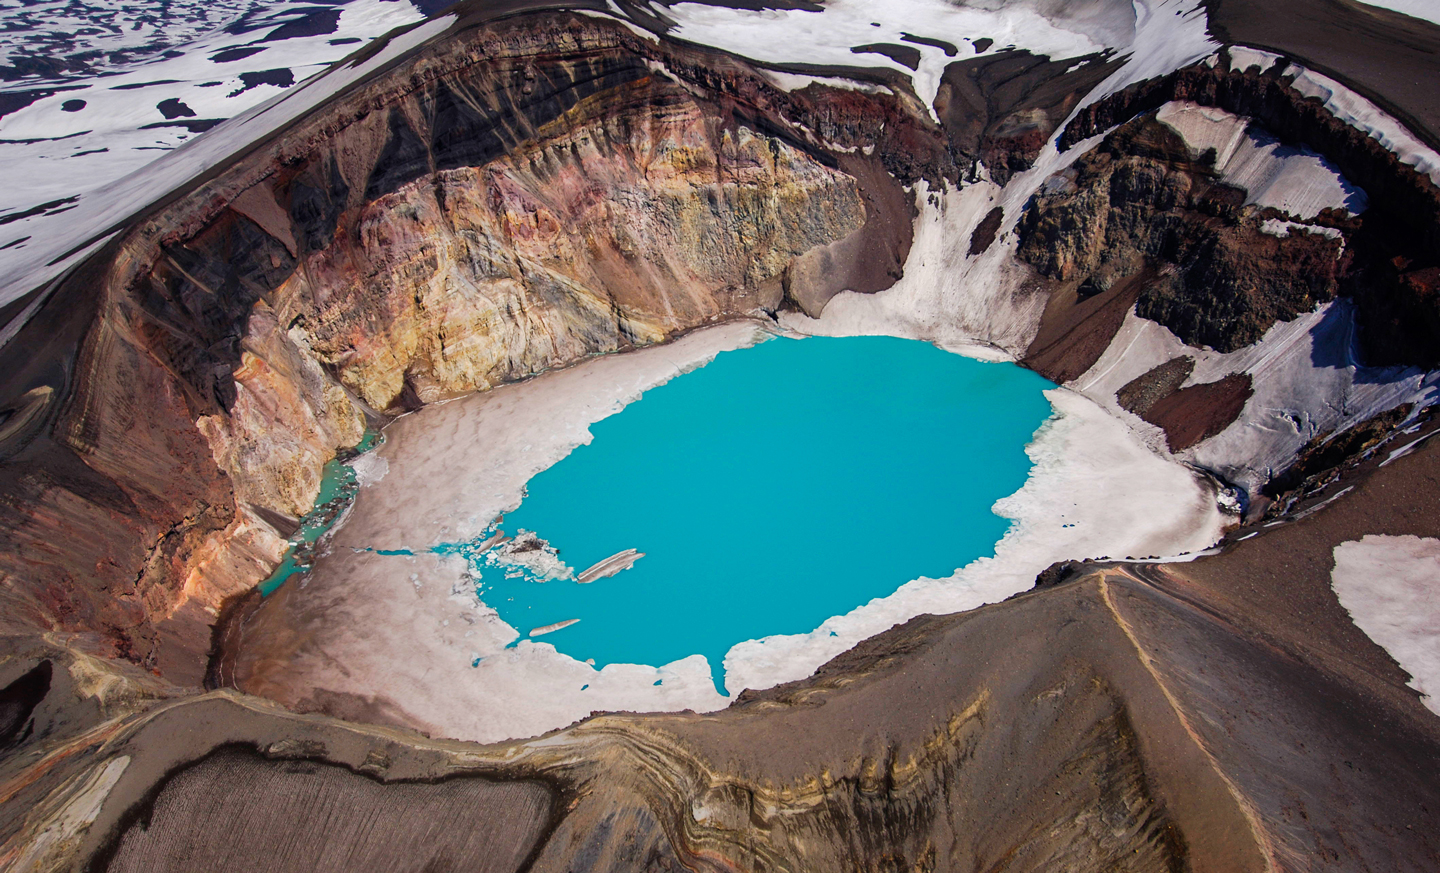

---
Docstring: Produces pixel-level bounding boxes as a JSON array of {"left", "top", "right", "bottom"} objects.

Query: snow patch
[
  {"left": 1072, "top": 0, "right": 1216, "bottom": 111},
  {"left": 1072, "top": 300, "right": 1440, "bottom": 494},
  {"left": 1332, "top": 535, "right": 1440, "bottom": 715},
  {"left": 0, "top": 13, "right": 451, "bottom": 312},
  {"left": 782, "top": 179, "right": 1052, "bottom": 357},
  {"left": 1355, "top": 0, "right": 1440, "bottom": 26},
  {"left": 660, "top": 0, "right": 1117, "bottom": 110},
  {"left": 1285, "top": 63, "right": 1440, "bottom": 188},
  {"left": 1260, "top": 219, "right": 1342, "bottom": 240},
  {"left": 1225, "top": 46, "right": 1279, "bottom": 74},
  {"left": 0, "top": 0, "right": 427, "bottom": 291}
]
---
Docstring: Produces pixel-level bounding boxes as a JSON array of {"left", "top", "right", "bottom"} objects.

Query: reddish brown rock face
[
  {"left": 284, "top": 85, "right": 867, "bottom": 411},
  {"left": 1117, "top": 357, "right": 1255, "bottom": 452}
]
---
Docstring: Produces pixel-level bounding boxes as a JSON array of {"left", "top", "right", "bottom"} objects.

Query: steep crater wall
[
  {"left": 0, "top": 12, "right": 952, "bottom": 681},
  {"left": 1, "top": 11, "right": 1437, "bottom": 699}
]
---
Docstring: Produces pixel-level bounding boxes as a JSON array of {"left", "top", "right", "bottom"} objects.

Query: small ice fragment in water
[
  {"left": 487, "top": 530, "right": 574, "bottom": 581},
  {"left": 530, "top": 618, "right": 580, "bottom": 637},
  {"left": 576, "top": 548, "right": 645, "bottom": 583}
]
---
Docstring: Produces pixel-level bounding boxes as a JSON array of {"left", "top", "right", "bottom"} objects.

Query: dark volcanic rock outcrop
[
  {"left": 1018, "top": 114, "right": 1342, "bottom": 357},
  {"left": 1057, "top": 50, "right": 1440, "bottom": 366}
]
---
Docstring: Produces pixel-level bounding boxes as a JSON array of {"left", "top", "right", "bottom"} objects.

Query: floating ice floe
[
  {"left": 486, "top": 531, "right": 574, "bottom": 583},
  {"left": 530, "top": 618, "right": 581, "bottom": 637},
  {"left": 577, "top": 549, "right": 645, "bottom": 583}
]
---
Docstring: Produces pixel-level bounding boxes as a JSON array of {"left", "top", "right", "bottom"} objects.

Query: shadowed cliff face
[
  {"left": 1018, "top": 115, "right": 1343, "bottom": 356},
  {"left": 935, "top": 48, "right": 1122, "bottom": 187}
]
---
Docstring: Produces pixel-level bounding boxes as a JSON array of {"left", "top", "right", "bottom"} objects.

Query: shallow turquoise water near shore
[
  {"left": 259, "top": 430, "right": 383, "bottom": 596},
  {"left": 450, "top": 335, "right": 1054, "bottom": 691}
]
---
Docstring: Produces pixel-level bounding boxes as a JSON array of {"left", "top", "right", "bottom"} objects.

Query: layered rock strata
[{"left": 0, "top": 11, "right": 952, "bottom": 681}]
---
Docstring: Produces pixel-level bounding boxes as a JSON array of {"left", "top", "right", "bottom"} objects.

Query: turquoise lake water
[
  {"left": 260, "top": 430, "right": 382, "bottom": 596},
  {"left": 445, "top": 335, "right": 1055, "bottom": 691}
]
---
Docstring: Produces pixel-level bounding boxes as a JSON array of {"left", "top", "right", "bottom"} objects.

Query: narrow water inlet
[{"left": 259, "top": 429, "right": 384, "bottom": 596}]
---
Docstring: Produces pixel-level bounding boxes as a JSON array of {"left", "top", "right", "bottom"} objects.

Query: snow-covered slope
[
  {"left": 0, "top": 12, "right": 454, "bottom": 311},
  {"left": 1156, "top": 101, "right": 1369, "bottom": 218},
  {"left": 1357, "top": 0, "right": 1440, "bottom": 27},
  {"left": 1332, "top": 534, "right": 1440, "bottom": 715},
  {"left": 661, "top": 0, "right": 1117, "bottom": 107},
  {"left": 0, "top": 0, "right": 427, "bottom": 292}
]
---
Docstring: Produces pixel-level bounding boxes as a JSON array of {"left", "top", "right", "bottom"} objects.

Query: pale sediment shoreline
[{"left": 227, "top": 317, "right": 1226, "bottom": 745}]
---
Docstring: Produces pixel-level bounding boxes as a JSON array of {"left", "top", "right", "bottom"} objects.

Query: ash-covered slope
[{"left": 1, "top": 0, "right": 1440, "bottom": 869}]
